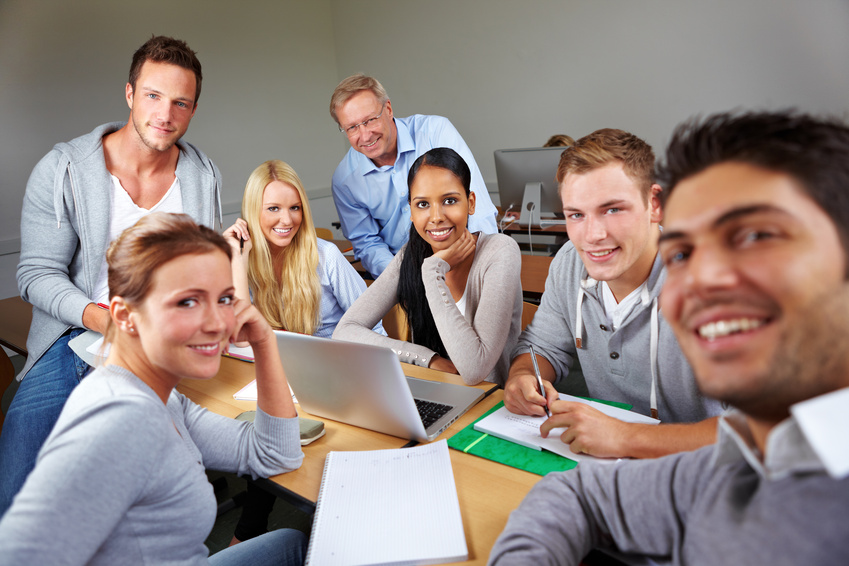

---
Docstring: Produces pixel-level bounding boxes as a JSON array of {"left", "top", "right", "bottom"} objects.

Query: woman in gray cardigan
[{"left": 334, "top": 148, "right": 522, "bottom": 385}]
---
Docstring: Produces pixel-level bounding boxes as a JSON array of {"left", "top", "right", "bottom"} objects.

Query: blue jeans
[
  {"left": 209, "top": 528, "right": 306, "bottom": 566},
  {"left": 0, "top": 329, "right": 89, "bottom": 517}
]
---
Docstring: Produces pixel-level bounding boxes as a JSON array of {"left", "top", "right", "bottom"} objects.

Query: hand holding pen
[
  {"left": 529, "top": 345, "right": 551, "bottom": 417},
  {"left": 222, "top": 218, "right": 252, "bottom": 258}
]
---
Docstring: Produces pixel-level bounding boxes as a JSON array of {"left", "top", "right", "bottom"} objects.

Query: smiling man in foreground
[{"left": 489, "top": 111, "right": 849, "bottom": 565}]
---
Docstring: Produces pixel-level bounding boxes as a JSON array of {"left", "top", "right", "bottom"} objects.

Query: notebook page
[
  {"left": 306, "top": 440, "right": 467, "bottom": 566},
  {"left": 473, "top": 394, "right": 658, "bottom": 466},
  {"left": 473, "top": 406, "right": 613, "bottom": 465},
  {"left": 233, "top": 379, "right": 297, "bottom": 403}
]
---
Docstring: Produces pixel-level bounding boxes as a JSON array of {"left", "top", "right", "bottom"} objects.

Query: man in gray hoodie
[
  {"left": 490, "top": 111, "right": 849, "bottom": 565},
  {"left": 0, "top": 36, "right": 222, "bottom": 515},
  {"left": 504, "top": 129, "right": 721, "bottom": 460}
]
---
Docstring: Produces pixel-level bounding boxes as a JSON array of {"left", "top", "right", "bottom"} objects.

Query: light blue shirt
[
  {"left": 316, "top": 239, "right": 386, "bottom": 338},
  {"left": 331, "top": 114, "right": 498, "bottom": 277}
]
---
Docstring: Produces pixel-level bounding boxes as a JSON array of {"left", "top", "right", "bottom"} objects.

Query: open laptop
[{"left": 274, "top": 331, "right": 485, "bottom": 441}]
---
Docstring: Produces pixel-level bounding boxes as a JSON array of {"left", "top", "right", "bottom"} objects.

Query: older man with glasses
[{"left": 329, "top": 74, "right": 498, "bottom": 278}]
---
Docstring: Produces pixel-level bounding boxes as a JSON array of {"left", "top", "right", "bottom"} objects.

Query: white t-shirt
[
  {"left": 91, "top": 176, "right": 183, "bottom": 304},
  {"left": 454, "top": 291, "right": 468, "bottom": 317},
  {"left": 600, "top": 280, "right": 647, "bottom": 331}
]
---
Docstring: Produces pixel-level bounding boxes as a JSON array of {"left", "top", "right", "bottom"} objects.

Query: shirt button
[
  {"left": 609, "top": 352, "right": 619, "bottom": 360},
  {"left": 599, "top": 324, "right": 608, "bottom": 331}
]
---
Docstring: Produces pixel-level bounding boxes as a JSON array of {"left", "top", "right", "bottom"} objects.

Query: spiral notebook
[{"left": 306, "top": 440, "right": 468, "bottom": 566}]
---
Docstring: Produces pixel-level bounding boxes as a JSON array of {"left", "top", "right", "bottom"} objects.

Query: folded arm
[
  {"left": 423, "top": 240, "right": 521, "bottom": 384},
  {"left": 333, "top": 251, "right": 437, "bottom": 365}
]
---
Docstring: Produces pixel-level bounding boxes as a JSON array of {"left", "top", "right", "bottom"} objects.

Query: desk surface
[
  {"left": 330, "top": 239, "right": 353, "bottom": 254},
  {"left": 176, "top": 357, "right": 540, "bottom": 565},
  {"left": 502, "top": 220, "right": 568, "bottom": 236}
]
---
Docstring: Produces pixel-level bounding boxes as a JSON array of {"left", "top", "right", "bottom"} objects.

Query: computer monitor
[{"left": 494, "top": 146, "right": 567, "bottom": 226}]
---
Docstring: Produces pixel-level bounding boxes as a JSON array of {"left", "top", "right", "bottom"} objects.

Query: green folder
[{"left": 447, "top": 398, "right": 632, "bottom": 476}]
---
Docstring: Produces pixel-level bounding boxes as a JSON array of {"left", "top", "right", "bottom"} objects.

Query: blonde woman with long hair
[
  {"left": 222, "top": 160, "right": 382, "bottom": 544},
  {"left": 224, "top": 160, "right": 382, "bottom": 338}
]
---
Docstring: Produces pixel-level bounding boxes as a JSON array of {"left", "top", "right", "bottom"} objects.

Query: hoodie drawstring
[
  {"left": 575, "top": 278, "right": 660, "bottom": 421},
  {"left": 575, "top": 285, "right": 585, "bottom": 349}
]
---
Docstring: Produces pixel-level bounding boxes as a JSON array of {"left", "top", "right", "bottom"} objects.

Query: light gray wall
[
  {"left": 2, "top": 0, "right": 849, "bottom": 298},
  {"left": 330, "top": 0, "right": 849, "bottom": 183},
  {"left": 0, "top": 0, "right": 349, "bottom": 298}
]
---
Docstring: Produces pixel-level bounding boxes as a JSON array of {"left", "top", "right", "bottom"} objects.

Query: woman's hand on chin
[
  {"left": 433, "top": 228, "right": 476, "bottom": 269},
  {"left": 230, "top": 298, "right": 274, "bottom": 350}
]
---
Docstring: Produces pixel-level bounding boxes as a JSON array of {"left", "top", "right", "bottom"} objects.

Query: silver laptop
[{"left": 274, "top": 331, "right": 485, "bottom": 441}]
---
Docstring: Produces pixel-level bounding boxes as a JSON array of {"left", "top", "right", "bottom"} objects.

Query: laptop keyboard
[{"left": 414, "top": 399, "right": 454, "bottom": 429}]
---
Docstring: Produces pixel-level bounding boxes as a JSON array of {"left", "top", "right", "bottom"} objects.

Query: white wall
[{"left": 2, "top": 0, "right": 849, "bottom": 298}]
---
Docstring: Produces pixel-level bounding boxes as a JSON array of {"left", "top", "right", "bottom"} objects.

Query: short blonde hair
[
  {"left": 329, "top": 73, "right": 389, "bottom": 125},
  {"left": 556, "top": 128, "right": 655, "bottom": 203},
  {"left": 242, "top": 160, "right": 321, "bottom": 335}
]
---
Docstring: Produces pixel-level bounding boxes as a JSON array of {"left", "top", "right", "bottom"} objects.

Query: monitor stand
[{"left": 519, "top": 182, "right": 541, "bottom": 225}]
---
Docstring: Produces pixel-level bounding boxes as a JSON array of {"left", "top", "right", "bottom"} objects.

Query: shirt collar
[
  {"left": 395, "top": 117, "right": 415, "bottom": 158},
  {"left": 790, "top": 386, "right": 849, "bottom": 479},
  {"left": 712, "top": 389, "right": 849, "bottom": 481}
]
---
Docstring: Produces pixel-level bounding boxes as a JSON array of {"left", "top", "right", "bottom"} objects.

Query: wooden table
[
  {"left": 331, "top": 239, "right": 353, "bottom": 254},
  {"left": 0, "top": 296, "right": 32, "bottom": 356},
  {"left": 502, "top": 220, "right": 568, "bottom": 236},
  {"left": 177, "top": 357, "right": 541, "bottom": 565}
]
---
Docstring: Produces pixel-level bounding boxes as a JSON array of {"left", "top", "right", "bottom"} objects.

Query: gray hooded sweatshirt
[
  {"left": 16, "top": 122, "right": 222, "bottom": 381},
  {"left": 513, "top": 241, "right": 721, "bottom": 422}
]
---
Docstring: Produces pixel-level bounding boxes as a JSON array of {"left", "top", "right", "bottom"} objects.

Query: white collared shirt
[{"left": 712, "top": 386, "right": 849, "bottom": 481}]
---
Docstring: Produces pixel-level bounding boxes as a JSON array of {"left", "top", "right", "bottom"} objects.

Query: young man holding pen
[{"left": 503, "top": 128, "right": 721, "bottom": 459}]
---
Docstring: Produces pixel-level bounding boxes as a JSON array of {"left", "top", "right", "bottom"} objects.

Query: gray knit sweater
[
  {"left": 334, "top": 232, "right": 523, "bottom": 385},
  {"left": 0, "top": 364, "right": 303, "bottom": 564},
  {"left": 489, "top": 408, "right": 849, "bottom": 565},
  {"left": 514, "top": 241, "right": 721, "bottom": 421}
]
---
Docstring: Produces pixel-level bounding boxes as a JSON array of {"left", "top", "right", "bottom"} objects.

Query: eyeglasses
[{"left": 339, "top": 102, "right": 386, "bottom": 136}]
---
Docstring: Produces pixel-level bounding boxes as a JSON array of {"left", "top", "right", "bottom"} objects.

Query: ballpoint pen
[{"left": 529, "top": 344, "right": 551, "bottom": 417}]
